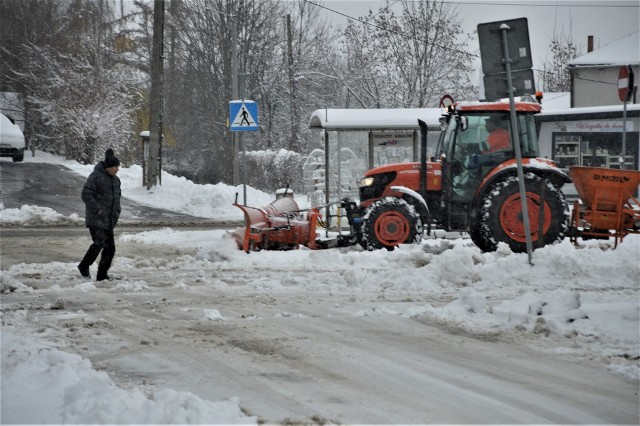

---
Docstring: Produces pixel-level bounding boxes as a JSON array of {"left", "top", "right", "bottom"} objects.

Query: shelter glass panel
[
  {"left": 371, "top": 130, "right": 416, "bottom": 167},
  {"left": 326, "top": 131, "right": 368, "bottom": 203}
]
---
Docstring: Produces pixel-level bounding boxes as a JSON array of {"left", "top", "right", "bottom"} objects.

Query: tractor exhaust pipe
[{"left": 417, "top": 119, "right": 428, "bottom": 198}]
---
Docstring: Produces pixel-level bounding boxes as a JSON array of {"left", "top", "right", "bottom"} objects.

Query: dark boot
[
  {"left": 77, "top": 264, "right": 90, "bottom": 278},
  {"left": 96, "top": 273, "right": 113, "bottom": 282}
]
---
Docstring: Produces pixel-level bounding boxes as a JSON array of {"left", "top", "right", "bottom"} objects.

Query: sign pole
[
  {"left": 618, "top": 65, "right": 634, "bottom": 169},
  {"left": 241, "top": 133, "right": 247, "bottom": 205},
  {"left": 500, "top": 23, "right": 534, "bottom": 265},
  {"left": 229, "top": 99, "right": 259, "bottom": 205},
  {"left": 622, "top": 97, "right": 627, "bottom": 169},
  {"left": 231, "top": 15, "right": 239, "bottom": 186}
]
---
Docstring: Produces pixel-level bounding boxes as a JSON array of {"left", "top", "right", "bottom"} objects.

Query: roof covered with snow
[
  {"left": 569, "top": 32, "right": 640, "bottom": 67},
  {"left": 308, "top": 108, "right": 444, "bottom": 130},
  {"left": 536, "top": 102, "right": 640, "bottom": 119}
]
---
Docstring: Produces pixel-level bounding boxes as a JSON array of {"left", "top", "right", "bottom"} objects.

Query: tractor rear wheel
[
  {"left": 470, "top": 175, "right": 569, "bottom": 253},
  {"left": 359, "top": 197, "right": 422, "bottom": 251}
]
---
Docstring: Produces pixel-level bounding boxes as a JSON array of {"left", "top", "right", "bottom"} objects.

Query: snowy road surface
[
  {"left": 1, "top": 154, "right": 638, "bottom": 424},
  {"left": 2, "top": 228, "right": 638, "bottom": 424}
]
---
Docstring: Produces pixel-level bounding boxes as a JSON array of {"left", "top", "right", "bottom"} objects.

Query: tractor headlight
[{"left": 360, "top": 177, "right": 374, "bottom": 187}]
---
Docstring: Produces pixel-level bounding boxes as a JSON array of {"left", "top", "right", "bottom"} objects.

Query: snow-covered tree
[
  {"left": 1, "top": 0, "right": 146, "bottom": 164},
  {"left": 2, "top": 0, "right": 488, "bottom": 192}
]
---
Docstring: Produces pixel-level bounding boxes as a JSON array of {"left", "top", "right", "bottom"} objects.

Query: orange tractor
[
  {"left": 351, "top": 100, "right": 571, "bottom": 252},
  {"left": 233, "top": 100, "right": 639, "bottom": 252}
]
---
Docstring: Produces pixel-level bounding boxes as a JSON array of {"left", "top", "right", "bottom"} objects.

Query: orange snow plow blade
[
  {"left": 569, "top": 166, "right": 640, "bottom": 247},
  {"left": 232, "top": 196, "right": 320, "bottom": 252}
]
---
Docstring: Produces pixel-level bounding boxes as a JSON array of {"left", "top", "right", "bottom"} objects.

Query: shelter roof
[{"left": 308, "top": 108, "right": 443, "bottom": 130}]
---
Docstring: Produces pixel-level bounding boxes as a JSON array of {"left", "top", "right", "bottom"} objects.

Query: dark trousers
[{"left": 80, "top": 227, "right": 116, "bottom": 279}]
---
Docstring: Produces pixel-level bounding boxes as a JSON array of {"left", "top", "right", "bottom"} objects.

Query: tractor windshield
[
  {"left": 445, "top": 112, "right": 540, "bottom": 202},
  {"left": 457, "top": 113, "right": 540, "bottom": 157}
]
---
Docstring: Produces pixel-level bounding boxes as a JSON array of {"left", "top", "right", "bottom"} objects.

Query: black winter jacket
[{"left": 81, "top": 162, "right": 121, "bottom": 229}]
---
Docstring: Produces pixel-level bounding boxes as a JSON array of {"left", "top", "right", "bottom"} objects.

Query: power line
[
  {"left": 572, "top": 76, "right": 617, "bottom": 86},
  {"left": 304, "top": 0, "right": 481, "bottom": 60},
  {"left": 306, "top": 0, "right": 630, "bottom": 88},
  {"left": 411, "top": 0, "right": 638, "bottom": 7}
]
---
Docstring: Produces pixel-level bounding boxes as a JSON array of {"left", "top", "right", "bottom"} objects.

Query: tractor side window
[
  {"left": 440, "top": 116, "right": 457, "bottom": 159},
  {"left": 518, "top": 114, "right": 540, "bottom": 157}
]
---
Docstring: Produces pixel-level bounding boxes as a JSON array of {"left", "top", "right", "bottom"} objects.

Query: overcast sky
[{"left": 313, "top": 0, "right": 639, "bottom": 75}]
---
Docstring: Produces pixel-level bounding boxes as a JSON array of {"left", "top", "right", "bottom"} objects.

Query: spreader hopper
[{"left": 568, "top": 166, "right": 640, "bottom": 247}]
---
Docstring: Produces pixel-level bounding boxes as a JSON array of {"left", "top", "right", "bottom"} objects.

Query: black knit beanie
[{"left": 104, "top": 149, "right": 120, "bottom": 168}]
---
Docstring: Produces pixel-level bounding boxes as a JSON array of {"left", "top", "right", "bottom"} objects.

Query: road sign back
[
  {"left": 230, "top": 100, "right": 259, "bottom": 132},
  {"left": 477, "top": 17, "right": 535, "bottom": 101},
  {"left": 477, "top": 18, "right": 532, "bottom": 75},
  {"left": 483, "top": 69, "right": 535, "bottom": 101}
]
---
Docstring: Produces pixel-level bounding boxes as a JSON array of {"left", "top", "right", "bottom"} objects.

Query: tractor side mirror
[
  {"left": 457, "top": 116, "right": 468, "bottom": 131},
  {"left": 439, "top": 118, "right": 447, "bottom": 132}
]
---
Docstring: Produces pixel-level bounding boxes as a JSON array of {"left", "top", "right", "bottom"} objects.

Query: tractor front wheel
[
  {"left": 359, "top": 197, "right": 422, "bottom": 251},
  {"left": 470, "top": 175, "right": 569, "bottom": 253}
]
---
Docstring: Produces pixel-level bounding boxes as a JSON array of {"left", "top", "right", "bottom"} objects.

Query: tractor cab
[{"left": 437, "top": 101, "right": 542, "bottom": 205}]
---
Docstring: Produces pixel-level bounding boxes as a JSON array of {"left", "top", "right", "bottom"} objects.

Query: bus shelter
[{"left": 306, "top": 108, "right": 442, "bottom": 228}]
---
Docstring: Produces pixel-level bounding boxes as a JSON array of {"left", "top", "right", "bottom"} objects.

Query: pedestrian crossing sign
[{"left": 229, "top": 100, "right": 259, "bottom": 132}]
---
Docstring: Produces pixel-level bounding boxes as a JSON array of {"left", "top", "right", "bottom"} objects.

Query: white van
[{"left": 0, "top": 112, "right": 25, "bottom": 162}]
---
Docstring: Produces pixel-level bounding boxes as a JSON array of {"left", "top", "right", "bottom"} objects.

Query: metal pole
[
  {"left": 242, "top": 134, "right": 247, "bottom": 204},
  {"left": 622, "top": 98, "right": 627, "bottom": 169},
  {"left": 147, "top": 0, "right": 164, "bottom": 189},
  {"left": 239, "top": 73, "right": 246, "bottom": 204},
  {"left": 500, "top": 23, "right": 534, "bottom": 264},
  {"left": 231, "top": 14, "right": 239, "bottom": 186},
  {"left": 337, "top": 131, "right": 343, "bottom": 231},
  {"left": 324, "top": 130, "right": 330, "bottom": 238}
]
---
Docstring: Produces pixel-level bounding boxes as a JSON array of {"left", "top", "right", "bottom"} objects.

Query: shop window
[{"left": 553, "top": 133, "right": 637, "bottom": 170}]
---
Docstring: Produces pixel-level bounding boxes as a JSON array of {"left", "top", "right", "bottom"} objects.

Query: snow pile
[
  {"left": 12, "top": 150, "right": 276, "bottom": 221},
  {"left": 1, "top": 331, "right": 255, "bottom": 424},
  {"left": 0, "top": 205, "right": 83, "bottom": 226}
]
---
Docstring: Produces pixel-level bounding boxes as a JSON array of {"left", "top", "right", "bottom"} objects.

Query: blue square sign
[{"left": 229, "top": 100, "right": 259, "bottom": 132}]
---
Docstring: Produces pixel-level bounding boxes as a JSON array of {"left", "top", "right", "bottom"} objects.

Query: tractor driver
[{"left": 483, "top": 117, "right": 511, "bottom": 153}]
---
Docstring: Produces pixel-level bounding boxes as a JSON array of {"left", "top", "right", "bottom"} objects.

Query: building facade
[{"left": 568, "top": 33, "right": 639, "bottom": 108}]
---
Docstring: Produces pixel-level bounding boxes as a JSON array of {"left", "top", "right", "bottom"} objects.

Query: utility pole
[
  {"left": 231, "top": 14, "right": 239, "bottom": 186},
  {"left": 147, "top": 0, "right": 164, "bottom": 189},
  {"left": 286, "top": 14, "right": 297, "bottom": 151}
]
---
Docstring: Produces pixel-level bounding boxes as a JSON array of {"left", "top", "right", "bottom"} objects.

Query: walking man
[{"left": 78, "top": 149, "right": 121, "bottom": 281}]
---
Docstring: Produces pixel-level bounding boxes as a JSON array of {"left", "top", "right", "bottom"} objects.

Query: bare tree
[
  {"left": 1, "top": 0, "right": 489, "bottom": 194},
  {"left": 164, "top": 0, "right": 336, "bottom": 187},
  {"left": 164, "top": 0, "right": 257, "bottom": 183},
  {"left": 340, "top": 0, "right": 477, "bottom": 108},
  {"left": 274, "top": 1, "right": 339, "bottom": 153},
  {"left": 539, "top": 30, "right": 581, "bottom": 93}
]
